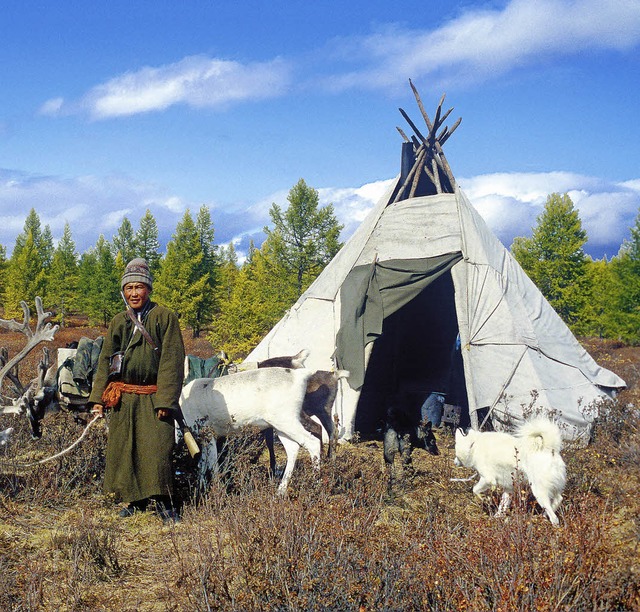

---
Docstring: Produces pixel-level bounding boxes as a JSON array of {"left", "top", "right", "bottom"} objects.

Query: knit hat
[{"left": 121, "top": 258, "right": 153, "bottom": 290}]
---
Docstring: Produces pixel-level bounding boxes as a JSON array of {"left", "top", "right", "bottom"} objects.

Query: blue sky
[{"left": 1, "top": 0, "right": 639, "bottom": 261}]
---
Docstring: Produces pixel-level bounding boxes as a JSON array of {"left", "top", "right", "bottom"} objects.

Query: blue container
[{"left": 420, "top": 391, "right": 446, "bottom": 427}]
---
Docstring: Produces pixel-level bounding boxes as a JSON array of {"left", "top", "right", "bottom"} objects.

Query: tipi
[{"left": 246, "top": 83, "right": 625, "bottom": 443}]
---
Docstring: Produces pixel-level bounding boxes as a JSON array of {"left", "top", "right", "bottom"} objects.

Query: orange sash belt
[{"left": 102, "top": 381, "right": 158, "bottom": 408}]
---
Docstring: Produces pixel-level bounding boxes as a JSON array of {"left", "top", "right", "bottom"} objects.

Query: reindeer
[
  {"left": 181, "top": 366, "right": 324, "bottom": 494},
  {"left": 184, "top": 349, "right": 349, "bottom": 485},
  {"left": 253, "top": 350, "right": 344, "bottom": 473},
  {"left": 0, "top": 298, "right": 61, "bottom": 437}
]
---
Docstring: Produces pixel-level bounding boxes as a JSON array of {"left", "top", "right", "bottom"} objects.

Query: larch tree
[
  {"left": 78, "top": 235, "right": 121, "bottom": 326},
  {"left": 135, "top": 209, "right": 162, "bottom": 275},
  {"left": 154, "top": 210, "right": 211, "bottom": 337},
  {"left": 48, "top": 223, "right": 79, "bottom": 326},
  {"left": 264, "top": 179, "right": 343, "bottom": 297},
  {"left": 112, "top": 217, "right": 137, "bottom": 264},
  {"left": 5, "top": 209, "right": 54, "bottom": 313},
  {"left": 40, "top": 225, "right": 55, "bottom": 270},
  {"left": 209, "top": 241, "right": 293, "bottom": 358},
  {"left": 214, "top": 242, "right": 239, "bottom": 310},
  {"left": 194, "top": 205, "right": 219, "bottom": 333},
  {"left": 3, "top": 231, "right": 48, "bottom": 316},
  {"left": 609, "top": 209, "right": 640, "bottom": 343},
  {"left": 581, "top": 258, "right": 618, "bottom": 339},
  {"left": 14, "top": 209, "right": 53, "bottom": 263},
  {"left": 511, "top": 192, "right": 589, "bottom": 328},
  {"left": 0, "top": 244, "right": 6, "bottom": 306}
]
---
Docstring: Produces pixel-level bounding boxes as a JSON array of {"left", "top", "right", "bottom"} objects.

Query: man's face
[{"left": 123, "top": 283, "right": 150, "bottom": 310}]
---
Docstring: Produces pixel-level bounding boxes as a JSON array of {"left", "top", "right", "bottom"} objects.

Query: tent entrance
[{"left": 354, "top": 270, "right": 469, "bottom": 436}]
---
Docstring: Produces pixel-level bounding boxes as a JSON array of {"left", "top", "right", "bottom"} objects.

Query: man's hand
[
  {"left": 91, "top": 404, "right": 105, "bottom": 418},
  {"left": 157, "top": 408, "right": 171, "bottom": 420}
]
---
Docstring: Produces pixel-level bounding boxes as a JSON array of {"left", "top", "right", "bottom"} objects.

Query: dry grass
[{"left": 1, "top": 325, "right": 639, "bottom": 611}]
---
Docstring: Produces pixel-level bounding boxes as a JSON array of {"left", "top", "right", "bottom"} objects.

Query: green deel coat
[{"left": 89, "top": 302, "right": 185, "bottom": 503}]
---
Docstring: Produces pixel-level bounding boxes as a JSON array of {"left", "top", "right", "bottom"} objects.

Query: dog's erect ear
[{"left": 456, "top": 427, "right": 466, "bottom": 437}]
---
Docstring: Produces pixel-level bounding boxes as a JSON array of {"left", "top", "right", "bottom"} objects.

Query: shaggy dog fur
[{"left": 454, "top": 417, "right": 567, "bottom": 525}]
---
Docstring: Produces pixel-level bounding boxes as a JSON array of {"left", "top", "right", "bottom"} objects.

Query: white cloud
[
  {"left": 38, "top": 1, "right": 640, "bottom": 121},
  {"left": 1, "top": 168, "right": 637, "bottom": 261},
  {"left": 621, "top": 179, "right": 640, "bottom": 192},
  {"left": 158, "top": 196, "right": 187, "bottom": 214},
  {"left": 46, "top": 55, "right": 293, "bottom": 119},
  {"left": 0, "top": 169, "right": 188, "bottom": 254},
  {"left": 460, "top": 171, "right": 640, "bottom": 257},
  {"left": 319, "top": 179, "right": 393, "bottom": 237},
  {"left": 39, "top": 97, "right": 64, "bottom": 116},
  {"left": 323, "top": 0, "right": 640, "bottom": 90}
]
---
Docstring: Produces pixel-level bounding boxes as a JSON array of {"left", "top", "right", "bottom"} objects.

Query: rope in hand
[{"left": 0, "top": 413, "right": 102, "bottom": 469}]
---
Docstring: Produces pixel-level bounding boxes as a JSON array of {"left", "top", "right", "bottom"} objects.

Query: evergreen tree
[
  {"left": 112, "top": 217, "right": 137, "bottom": 264},
  {"left": 154, "top": 210, "right": 210, "bottom": 337},
  {"left": 215, "top": 243, "right": 239, "bottom": 306},
  {"left": 6, "top": 209, "right": 54, "bottom": 310},
  {"left": 0, "top": 244, "right": 6, "bottom": 307},
  {"left": 14, "top": 208, "right": 54, "bottom": 267},
  {"left": 208, "top": 242, "right": 239, "bottom": 350},
  {"left": 245, "top": 240, "right": 257, "bottom": 267},
  {"left": 135, "top": 209, "right": 161, "bottom": 275},
  {"left": 511, "top": 193, "right": 589, "bottom": 327},
  {"left": 77, "top": 250, "right": 97, "bottom": 321},
  {"left": 620, "top": 209, "right": 640, "bottom": 260},
  {"left": 78, "top": 236, "right": 121, "bottom": 326},
  {"left": 208, "top": 241, "right": 298, "bottom": 358},
  {"left": 194, "top": 205, "right": 219, "bottom": 332},
  {"left": 580, "top": 258, "right": 618, "bottom": 338},
  {"left": 114, "top": 250, "right": 126, "bottom": 287},
  {"left": 40, "top": 225, "right": 55, "bottom": 270},
  {"left": 48, "top": 223, "right": 79, "bottom": 326},
  {"left": 609, "top": 209, "right": 640, "bottom": 343},
  {"left": 15, "top": 209, "right": 43, "bottom": 252},
  {"left": 3, "top": 231, "right": 47, "bottom": 316},
  {"left": 264, "top": 179, "right": 343, "bottom": 296}
]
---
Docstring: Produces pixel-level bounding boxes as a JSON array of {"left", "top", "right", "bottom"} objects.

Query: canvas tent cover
[{"left": 246, "top": 179, "right": 626, "bottom": 442}]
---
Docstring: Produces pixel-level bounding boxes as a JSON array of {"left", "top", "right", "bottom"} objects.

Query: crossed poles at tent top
[{"left": 393, "top": 79, "right": 462, "bottom": 203}]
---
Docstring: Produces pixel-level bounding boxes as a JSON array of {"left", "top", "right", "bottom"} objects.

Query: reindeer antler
[{"left": 0, "top": 297, "right": 59, "bottom": 411}]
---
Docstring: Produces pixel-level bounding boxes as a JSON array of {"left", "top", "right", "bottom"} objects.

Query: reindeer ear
[{"left": 43, "top": 364, "right": 58, "bottom": 387}]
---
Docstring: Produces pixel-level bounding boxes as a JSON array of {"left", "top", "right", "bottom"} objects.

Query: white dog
[{"left": 454, "top": 417, "right": 566, "bottom": 525}]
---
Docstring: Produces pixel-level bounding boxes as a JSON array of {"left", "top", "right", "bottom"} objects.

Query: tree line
[
  {"left": 0, "top": 185, "right": 638, "bottom": 358},
  {"left": 511, "top": 193, "right": 640, "bottom": 344},
  {"left": 0, "top": 179, "right": 342, "bottom": 359}
]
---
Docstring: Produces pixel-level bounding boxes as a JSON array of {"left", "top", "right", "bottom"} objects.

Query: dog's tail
[{"left": 517, "top": 417, "right": 563, "bottom": 453}]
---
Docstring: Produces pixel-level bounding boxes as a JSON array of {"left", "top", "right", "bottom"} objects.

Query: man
[{"left": 89, "top": 258, "right": 185, "bottom": 522}]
